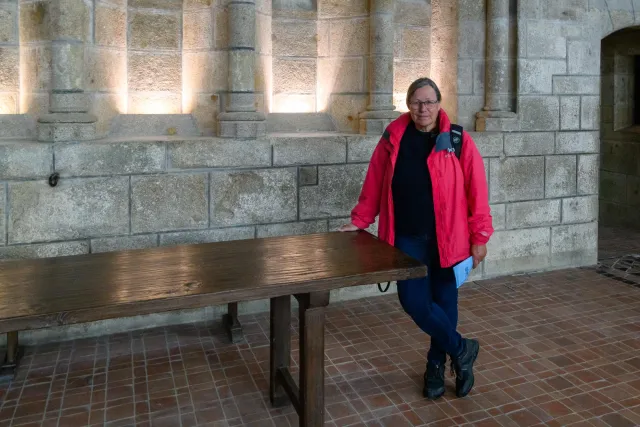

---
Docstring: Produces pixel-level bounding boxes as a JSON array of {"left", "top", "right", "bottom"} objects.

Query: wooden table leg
[
  {"left": 270, "top": 295, "right": 291, "bottom": 407},
  {"left": 296, "top": 291, "right": 330, "bottom": 427},
  {"left": 222, "top": 302, "right": 244, "bottom": 343},
  {"left": 0, "top": 331, "right": 20, "bottom": 382}
]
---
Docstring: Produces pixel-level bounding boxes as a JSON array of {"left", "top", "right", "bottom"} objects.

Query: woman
[{"left": 339, "top": 78, "right": 493, "bottom": 399}]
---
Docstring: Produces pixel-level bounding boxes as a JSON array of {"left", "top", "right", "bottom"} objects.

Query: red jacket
[{"left": 350, "top": 110, "right": 493, "bottom": 268}]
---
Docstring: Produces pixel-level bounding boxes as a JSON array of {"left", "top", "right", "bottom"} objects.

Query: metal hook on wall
[{"left": 48, "top": 172, "right": 59, "bottom": 187}]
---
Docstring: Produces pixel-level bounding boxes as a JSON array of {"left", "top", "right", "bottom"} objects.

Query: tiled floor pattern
[{"left": 1, "top": 268, "right": 640, "bottom": 426}]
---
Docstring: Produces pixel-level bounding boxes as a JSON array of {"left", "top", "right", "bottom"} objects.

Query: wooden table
[{"left": 0, "top": 231, "right": 426, "bottom": 426}]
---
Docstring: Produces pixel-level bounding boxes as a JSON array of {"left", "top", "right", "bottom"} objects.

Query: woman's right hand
[{"left": 338, "top": 223, "right": 359, "bottom": 232}]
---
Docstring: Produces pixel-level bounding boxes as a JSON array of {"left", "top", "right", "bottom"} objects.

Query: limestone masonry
[{"left": 0, "top": 0, "right": 638, "bottom": 343}]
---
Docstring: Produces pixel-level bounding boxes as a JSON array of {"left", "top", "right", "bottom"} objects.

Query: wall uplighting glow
[{"left": 272, "top": 94, "right": 315, "bottom": 113}]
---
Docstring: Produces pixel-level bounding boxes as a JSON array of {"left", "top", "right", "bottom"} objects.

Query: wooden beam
[
  {"left": 277, "top": 367, "right": 300, "bottom": 413},
  {"left": 270, "top": 295, "right": 291, "bottom": 407},
  {"left": 0, "top": 331, "right": 20, "bottom": 382},
  {"left": 222, "top": 302, "right": 244, "bottom": 343}
]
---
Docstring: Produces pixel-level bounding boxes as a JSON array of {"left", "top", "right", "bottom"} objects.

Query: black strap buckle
[{"left": 377, "top": 282, "right": 391, "bottom": 293}]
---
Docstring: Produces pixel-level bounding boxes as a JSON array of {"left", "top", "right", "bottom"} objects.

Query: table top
[{"left": 0, "top": 231, "right": 427, "bottom": 332}]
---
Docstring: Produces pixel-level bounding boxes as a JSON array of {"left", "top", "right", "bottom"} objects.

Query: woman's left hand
[{"left": 471, "top": 245, "right": 487, "bottom": 269}]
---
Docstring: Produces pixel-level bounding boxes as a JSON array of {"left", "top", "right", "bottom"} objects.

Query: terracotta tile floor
[{"left": 1, "top": 267, "right": 640, "bottom": 426}]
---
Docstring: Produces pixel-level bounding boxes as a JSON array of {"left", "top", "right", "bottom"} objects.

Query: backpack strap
[{"left": 450, "top": 124, "right": 463, "bottom": 160}]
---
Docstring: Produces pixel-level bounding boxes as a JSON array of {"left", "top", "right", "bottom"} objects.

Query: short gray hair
[{"left": 406, "top": 78, "right": 442, "bottom": 107}]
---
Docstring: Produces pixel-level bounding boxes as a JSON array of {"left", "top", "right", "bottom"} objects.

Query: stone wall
[{"left": 600, "top": 28, "right": 640, "bottom": 230}]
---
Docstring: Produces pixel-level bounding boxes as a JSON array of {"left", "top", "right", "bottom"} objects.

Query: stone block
[
  {"left": 214, "top": 6, "right": 228, "bottom": 49},
  {"left": 504, "top": 132, "right": 554, "bottom": 156},
  {"left": 273, "top": 58, "right": 316, "bottom": 94},
  {"left": 602, "top": 141, "right": 639, "bottom": 175},
  {"left": 518, "top": 96, "right": 560, "bottom": 131},
  {"left": 0, "top": 94, "right": 17, "bottom": 115},
  {"left": 0, "top": 5, "right": 17, "bottom": 44},
  {"left": 9, "top": 177, "right": 129, "bottom": 244},
  {"left": 91, "top": 235, "right": 158, "bottom": 253},
  {"left": 580, "top": 96, "right": 599, "bottom": 130},
  {"left": 183, "top": 11, "right": 212, "bottom": 50},
  {"left": 300, "top": 164, "right": 367, "bottom": 219},
  {"left": 562, "top": 195, "right": 598, "bottom": 224},
  {"left": 128, "top": 52, "right": 181, "bottom": 92},
  {"left": 329, "top": 94, "right": 368, "bottom": 133},
  {"left": 51, "top": 43, "right": 84, "bottom": 91},
  {"left": 545, "top": 155, "right": 577, "bottom": 198},
  {"left": 490, "top": 204, "right": 506, "bottom": 231},
  {"left": 567, "top": 39, "right": 600, "bottom": 75},
  {"left": 457, "top": 59, "right": 473, "bottom": 95},
  {"left": 86, "top": 48, "right": 126, "bottom": 92},
  {"left": 256, "top": 12, "right": 272, "bottom": 55},
  {"left": 129, "top": 0, "right": 182, "bottom": 8},
  {"left": 543, "top": 0, "right": 588, "bottom": 20},
  {"left": 577, "top": 154, "right": 599, "bottom": 195},
  {"left": 182, "top": 51, "right": 227, "bottom": 93},
  {"left": 189, "top": 94, "right": 220, "bottom": 134},
  {"left": 599, "top": 170, "right": 626, "bottom": 203},
  {"left": 469, "top": 132, "right": 504, "bottom": 157},
  {"left": 489, "top": 157, "right": 545, "bottom": 203},
  {"left": 555, "top": 131, "right": 599, "bottom": 154},
  {"left": 217, "top": 118, "right": 268, "bottom": 139},
  {"left": 458, "top": 21, "right": 485, "bottom": 60},
  {"left": 317, "top": 20, "right": 329, "bottom": 57},
  {"left": 394, "top": 0, "right": 431, "bottom": 26},
  {"left": 228, "top": 2, "right": 256, "bottom": 49},
  {"left": 36, "top": 120, "right": 97, "bottom": 143},
  {"left": 19, "top": 45, "right": 51, "bottom": 93},
  {"left": 0, "top": 142, "right": 51, "bottom": 180},
  {"left": 131, "top": 174, "right": 208, "bottom": 233},
  {"left": 402, "top": 26, "right": 430, "bottom": 59},
  {"left": 560, "top": 96, "right": 580, "bottom": 130},
  {"left": 347, "top": 135, "right": 380, "bottom": 163},
  {"left": 50, "top": 0, "right": 89, "bottom": 41},
  {"left": 19, "top": 2, "right": 50, "bottom": 43},
  {"left": 56, "top": 141, "right": 165, "bottom": 177},
  {"left": 0, "top": 186, "right": 4, "bottom": 244},
  {"left": 526, "top": 21, "right": 567, "bottom": 58},
  {"left": 394, "top": 60, "right": 430, "bottom": 95},
  {"left": 256, "top": 220, "right": 328, "bottom": 238},
  {"left": 128, "top": 10, "right": 180, "bottom": 50},
  {"left": 159, "top": 227, "right": 255, "bottom": 246},
  {"left": 551, "top": 222, "right": 597, "bottom": 268},
  {"left": 318, "top": 58, "right": 364, "bottom": 93},
  {"left": 109, "top": 114, "right": 200, "bottom": 138},
  {"left": 210, "top": 168, "right": 297, "bottom": 226},
  {"left": 272, "top": 136, "right": 346, "bottom": 165},
  {"left": 518, "top": 59, "right": 567, "bottom": 94},
  {"left": 0, "top": 48, "right": 19, "bottom": 91},
  {"left": 506, "top": 200, "right": 561, "bottom": 228},
  {"left": 0, "top": 241, "right": 89, "bottom": 260},
  {"left": 319, "top": 0, "right": 367, "bottom": 17},
  {"left": 299, "top": 166, "right": 318, "bottom": 186},
  {"left": 457, "top": 96, "right": 484, "bottom": 129},
  {"left": 229, "top": 50, "right": 255, "bottom": 92},
  {"left": 552, "top": 76, "right": 600, "bottom": 95},
  {"left": 485, "top": 227, "right": 551, "bottom": 276},
  {"left": 168, "top": 139, "right": 271, "bottom": 169},
  {"left": 272, "top": 19, "right": 317, "bottom": 57},
  {"left": 95, "top": 4, "right": 126, "bottom": 47},
  {"left": 329, "top": 18, "right": 368, "bottom": 56},
  {"left": 473, "top": 60, "right": 485, "bottom": 94}
]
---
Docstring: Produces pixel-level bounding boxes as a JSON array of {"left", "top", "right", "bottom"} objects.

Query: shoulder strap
[{"left": 450, "top": 124, "right": 463, "bottom": 160}]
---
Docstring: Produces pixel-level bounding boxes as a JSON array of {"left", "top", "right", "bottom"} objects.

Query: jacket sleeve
[
  {"left": 350, "top": 136, "right": 389, "bottom": 230},
  {"left": 460, "top": 132, "right": 494, "bottom": 245}
]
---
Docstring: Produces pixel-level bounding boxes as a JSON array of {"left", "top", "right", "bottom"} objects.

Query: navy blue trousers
[{"left": 395, "top": 234, "right": 463, "bottom": 363}]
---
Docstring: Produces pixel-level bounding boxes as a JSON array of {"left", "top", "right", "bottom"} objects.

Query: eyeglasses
[{"left": 409, "top": 99, "right": 439, "bottom": 110}]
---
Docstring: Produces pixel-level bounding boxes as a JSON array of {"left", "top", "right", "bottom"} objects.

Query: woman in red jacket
[{"left": 340, "top": 78, "right": 493, "bottom": 400}]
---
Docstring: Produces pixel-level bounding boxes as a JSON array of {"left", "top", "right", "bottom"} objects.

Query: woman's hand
[
  {"left": 338, "top": 223, "right": 359, "bottom": 232},
  {"left": 471, "top": 244, "right": 487, "bottom": 269}
]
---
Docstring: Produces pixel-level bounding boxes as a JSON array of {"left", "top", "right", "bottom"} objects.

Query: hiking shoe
[
  {"left": 423, "top": 361, "right": 445, "bottom": 400},
  {"left": 452, "top": 338, "right": 480, "bottom": 398}
]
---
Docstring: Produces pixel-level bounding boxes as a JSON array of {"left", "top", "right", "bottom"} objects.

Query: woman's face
[{"left": 408, "top": 86, "right": 441, "bottom": 130}]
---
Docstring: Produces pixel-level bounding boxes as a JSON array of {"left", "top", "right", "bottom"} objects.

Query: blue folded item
[{"left": 453, "top": 256, "right": 474, "bottom": 288}]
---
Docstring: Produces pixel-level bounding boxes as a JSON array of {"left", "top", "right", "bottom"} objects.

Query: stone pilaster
[
  {"left": 476, "top": 0, "right": 517, "bottom": 131},
  {"left": 359, "top": 0, "right": 400, "bottom": 135},
  {"left": 217, "top": 0, "right": 266, "bottom": 138},
  {"left": 37, "top": 0, "right": 97, "bottom": 142}
]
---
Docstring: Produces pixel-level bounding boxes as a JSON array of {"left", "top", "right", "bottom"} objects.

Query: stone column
[
  {"left": 475, "top": 0, "right": 517, "bottom": 131},
  {"left": 359, "top": 0, "right": 400, "bottom": 135},
  {"left": 37, "top": 0, "right": 97, "bottom": 142},
  {"left": 217, "top": 0, "right": 266, "bottom": 138}
]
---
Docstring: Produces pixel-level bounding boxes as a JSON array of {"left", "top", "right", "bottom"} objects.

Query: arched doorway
[{"left": 597, "top": 26, "right": 640, "bottom": 283}]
